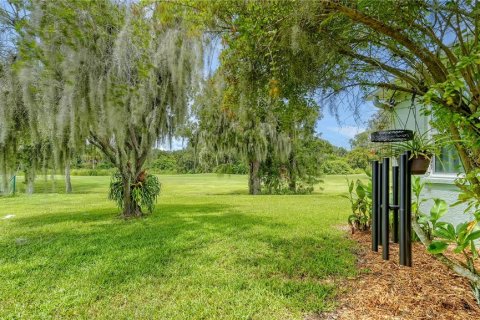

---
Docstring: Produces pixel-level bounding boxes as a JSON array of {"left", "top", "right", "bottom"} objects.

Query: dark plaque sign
[{"left": 371, "top": 130, "right": 413, "bottom": 142}]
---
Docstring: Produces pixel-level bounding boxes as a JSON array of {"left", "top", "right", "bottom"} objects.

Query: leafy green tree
[
  {"left": 0, "top": 59, "right": 23, "bottom": 193},
  {"left": 15, "top": 0, "right": 201, "bottom": 216},
  {"left": 196, "top": 77, "right": 276, "bottom": 194},
  {"left": 349, "top": 132, "right": 370, "bottom": 150},
  {"left": 346, "top": 148, "right": 372, "bottom": 171},
  {"left": 294, "top": 0, "right": 480, "bottom": 185},
  {"left": 197, "top": 0, "right": 325, "bottom": 194},
  {"left": 321, "top": 159, "right": 353, "bottom": 175},
  {"left": 346, "top": 110, "right": 389, "bottom": 171},
  {"left": 149, "top": 151, "right": 178, "bottom": 173}
]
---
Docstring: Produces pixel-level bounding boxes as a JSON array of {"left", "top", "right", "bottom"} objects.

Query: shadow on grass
[
  {"left": 1, "top": 201, "right": 356, "bottom": 316},
  {"left": 14, "top": 177, "right": 108, "bottom": 195},
  {"left": 207, "top": 189, "right": 250, "bottom": 195},
  {"left": 3, "top": 203, "right": 280, "bottom": 288},
  {"left": 8, "top": 203, "right": 239, "bottom": 227}
]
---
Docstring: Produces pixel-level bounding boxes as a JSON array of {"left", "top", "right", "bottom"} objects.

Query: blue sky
[{"left": 316, "top": 102, "right": 376, "bottom": 149}]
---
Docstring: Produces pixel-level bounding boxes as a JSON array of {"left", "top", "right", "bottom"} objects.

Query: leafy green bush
[
  {"left": 149, "top": 151, "right": 177, "bottom": 173},
  {"left": 346, "top": 147, "right": 373, "bottom": 171},
  {"left": 352, "top": 168, "right": 366, "bottom": 174},
  {"left": 412, "top": 172, "right": 480, "bottom": 304},
  {"left": 215, "top": 163, "right": 248, "bottom": 175},
  {"left": 321, "top": 159, "right": 353, "bottom": 175},
  {"left": 261, "top": 176, "right": 316, "bottom": 195},
  {"left": 96, "top": 161, "right": 115, "bottom": 169},
  {"left": 424, "top": 198, "right": 480, "bottom": 304},
  {"left": 70, "top": 169, "right": 115, "bottom": 176},
  {"left": 411, "top": 176, "right": 428, "bottom": 241}
]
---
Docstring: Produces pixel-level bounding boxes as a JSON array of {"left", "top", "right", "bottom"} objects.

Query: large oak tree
[{"left": 16, "top": 0, "right": 201, "bottom": 216}]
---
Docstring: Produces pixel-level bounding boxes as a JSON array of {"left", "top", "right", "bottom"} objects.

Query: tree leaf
[
  {"left": 430, "top": 198, "right": 448, "bottom": 222},
  {"left": 433, "top": 222, "right": 456, "bottom": 240},
  {"left": 465, "top": 230, "right": 480, "bottom": 242},
  {"left": 356, "top": 183, "right": 366, "bottom": 199},
  {"left": 348, "top": 180, "right": 354, "bottom": 193},
  {"left": 428, "top": 241, "right": 449, "bottom": 254}
]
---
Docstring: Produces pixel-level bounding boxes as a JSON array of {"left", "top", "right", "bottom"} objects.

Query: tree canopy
[{"left": 2, "top": 0, "right": 202, "bottom": 215}]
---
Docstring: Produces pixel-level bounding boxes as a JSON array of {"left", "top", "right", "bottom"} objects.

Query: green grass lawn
[{"left": 0, "top": 174, "right": 363, "bottom": 319}]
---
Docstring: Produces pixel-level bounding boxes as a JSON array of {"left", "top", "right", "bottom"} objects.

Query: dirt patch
[{"left": 311, "top": 232, "right": 480, "bottom": 320}]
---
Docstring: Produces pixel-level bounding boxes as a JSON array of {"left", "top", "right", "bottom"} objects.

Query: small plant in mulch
[
  {"left": 410, "top": 175, "right": 480, "bottom": 305},
  {"left": 344, "top": 177, "right": 371, "bottom": 233}
]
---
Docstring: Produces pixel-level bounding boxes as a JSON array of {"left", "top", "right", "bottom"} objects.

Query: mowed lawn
[{"left": 0, "top": 174, "right": 363, "bottom": 319}]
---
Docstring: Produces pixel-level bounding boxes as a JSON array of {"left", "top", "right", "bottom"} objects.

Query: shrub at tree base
[{"left": 109, "top": 172, "right": 161, "bottom": 216}]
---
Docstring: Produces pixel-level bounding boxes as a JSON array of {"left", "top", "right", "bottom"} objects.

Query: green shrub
[
  {"left": 96, "top": 162, "right": 115, "bottom": 169},
  {"left": 150, "top": 151, "right": 177, "bottom": 173},
  {"left": 70, "top": 169, "right": 115, "bottom": 176},
  {"left": 346, "top": 147, "right": 373, "bottom": 171},
  {"left": 214, "top": 163, "right": 248, "bottom": 175},
  {"left": 321, "top": 159, "right": 353, "bottom": 175}
]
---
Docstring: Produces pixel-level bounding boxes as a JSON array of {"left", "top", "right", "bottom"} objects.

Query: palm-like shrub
[{"left": 109, "top": 171, "right": 161, "bottom": 215}]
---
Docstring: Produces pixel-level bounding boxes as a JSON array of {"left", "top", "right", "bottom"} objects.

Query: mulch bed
[{"left": 314, "top": 232, "right": 480, "bottom": 320}]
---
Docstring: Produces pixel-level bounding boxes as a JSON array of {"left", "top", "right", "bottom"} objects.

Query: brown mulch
[{"left": 313, "top": 232, "right": 480, "bottom": 320}]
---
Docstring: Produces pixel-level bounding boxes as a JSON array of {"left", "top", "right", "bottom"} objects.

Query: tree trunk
[
  {"left": 25, "top": 170, "right": 34, "bottom": 195},
  {"left": 89, "top": 132, "right": 150, "bottom": 218},
  {"left": 248, "top": 160, "right": 261, "bottom": 195},
  {"left": 65, "top": 156, "right": 72, "bottom": 194},
  {"left": 288, "top": 152, "right": 297, "bottom": 192},
  {"left": 0, "top": 149, "right": 8, "bottom": 194},
  {"left": 121, "top": 172, "right": 142, "bottom": 217}
]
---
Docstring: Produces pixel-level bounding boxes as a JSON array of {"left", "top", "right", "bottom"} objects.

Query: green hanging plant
[{"left": 393, "top": 131, "right": 448, "bottom": 160}]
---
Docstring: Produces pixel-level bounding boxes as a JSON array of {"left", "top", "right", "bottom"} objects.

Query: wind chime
[{"left": 370, "top": 92, "right": 420, "bottom": 267}]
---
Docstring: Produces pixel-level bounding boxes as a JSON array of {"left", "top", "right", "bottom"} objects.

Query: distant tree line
[{"left": 6, "top": 107, "right": 387, "bottom": 197}]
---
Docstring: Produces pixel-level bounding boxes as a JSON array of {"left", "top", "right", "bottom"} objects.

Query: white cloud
[{"left": 327, "top": 126, "right": 366, "bottom": 139}]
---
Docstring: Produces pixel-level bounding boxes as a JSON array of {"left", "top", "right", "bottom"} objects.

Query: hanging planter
[
  {"left": 393, "top": 131, "right": 447, "bottom": 176},
  {"left": 410, "top": 154, "right": 432, "bottom": 175}
]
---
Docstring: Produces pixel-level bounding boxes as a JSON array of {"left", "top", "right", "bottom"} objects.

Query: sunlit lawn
[{"left": 0, "top": 174, "right": 364, "bottom": 319}]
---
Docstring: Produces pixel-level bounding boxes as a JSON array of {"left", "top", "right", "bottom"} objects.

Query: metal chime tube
[
  {"left": 377, "top": 163, "right": 383, "bottom": 246},
  {"left": 371, "top": 161, "right": 379, "bottom": 252},
  {"left": 392, "top": 164, "right": 399, "bottom": 243},
  {"left": 399, "top": 152, "right": 407, "bottom": 266},
  {"left": 405, "top": 151, "right": 412, "bottom": 266},
  {"left": 382, "top": 157, "right": 390, "bottom": 260}
]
